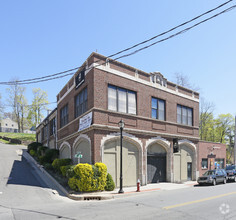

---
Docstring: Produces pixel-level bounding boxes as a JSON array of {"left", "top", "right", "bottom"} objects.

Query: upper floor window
[
  {"left": 108, "top": 85, "right": 136, "bottom": 114},
  {"left": 75, "top": 87, "right": 88, "bottom": 118},
  {"left": 50, "top": 117, "right": 56, "bottom": 136},
  {"left": 151, "top": 97, "right": 165, "bottom": 120},
  {"left": 60, "top": 104, "right": 68, "bottom": 128},
  {"left": 177, "top": 104, "right": 193, "bottom": 126}
]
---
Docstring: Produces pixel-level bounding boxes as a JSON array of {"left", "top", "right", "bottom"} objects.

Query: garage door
[
  {"left": 103, "top": 139, "right": 139, "bottom": 187},
  {"left": 147, "top": 143, "right": 167, "bottom": 183},
  {"left": 147, "top": 154, "right": 166, "bottom": 183}
]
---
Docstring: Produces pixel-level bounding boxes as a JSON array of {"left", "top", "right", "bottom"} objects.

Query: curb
[{"left": 22, "top": 150, "right": 113, "bottom": 201}]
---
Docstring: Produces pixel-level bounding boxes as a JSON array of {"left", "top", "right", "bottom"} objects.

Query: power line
[
  {"left": 0, "top": 0, "right": 234, "bottom": 85},
  {"left": 113, "top": 4, "right": 236, "bottom": 61}
]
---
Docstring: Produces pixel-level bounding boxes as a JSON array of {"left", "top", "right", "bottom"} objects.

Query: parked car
[
  {"left": 197, "top": 169, "right": 227, "bottom": 186},
  {"left": 225, "top": 165, "right": 236, "bottom": 182}
]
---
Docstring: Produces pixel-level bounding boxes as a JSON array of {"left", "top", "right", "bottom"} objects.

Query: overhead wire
[{"left": 0, "top": 0, "right": 234, "bottom": 85}]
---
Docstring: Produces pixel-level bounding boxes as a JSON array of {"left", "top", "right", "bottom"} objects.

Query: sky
[{"left": 0, "top": 0, "right": 235, "bottom": 118}]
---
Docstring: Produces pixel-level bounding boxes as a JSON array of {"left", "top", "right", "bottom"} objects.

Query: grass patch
[
  {"left": 0, "top": 138, "right": 10, "bottom": 144},
  {"left": 0, "top": 132, "right": 36, "bottom": 142}
]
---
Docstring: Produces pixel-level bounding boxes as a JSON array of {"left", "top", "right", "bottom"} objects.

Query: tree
[
  {"left": 28, "top": 88, "right": 48, "bottom": 127},
  {"left": 6, "top": 81, "right": 28, "bottom": 132},
  {"left": 174, "top": 72, "right": 200, "bottom": 91},
  {"left": 214, "top": 114, "right": 234, "bottom": 143},
  {"left": 199, "top": 98, "right": 215, "bottom": 141}
]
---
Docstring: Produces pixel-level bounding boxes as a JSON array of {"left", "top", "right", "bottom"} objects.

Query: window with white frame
[
  {"left": 177, "top": 104, "right": 193, "bottom": 126},
  {"left": 108, "top": 85, "right": 136, "bottom": 114},
  {"left": 151, "top": 97, "right": 165, "bottom": 120}
]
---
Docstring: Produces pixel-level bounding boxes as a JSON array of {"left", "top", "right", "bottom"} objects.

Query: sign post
[{"left": 75, "top": 152, "right": 83, "bottom": 164}]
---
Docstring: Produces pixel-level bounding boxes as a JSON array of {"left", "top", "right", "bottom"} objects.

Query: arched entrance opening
[
  {"left": 59, "top": 142, "right": 71, "bottom": 159},
  {"left": 173, "top": 143, "right": 195, "bottom": 182},
  {"left": 103, "top": 138, "right": 140, "bottom": 187},
  {"left": 73, "top": 138, "right": 91, "bottom": 164},
  {"left": 147, "top": 143, "right": 167, "bottom": 183}
]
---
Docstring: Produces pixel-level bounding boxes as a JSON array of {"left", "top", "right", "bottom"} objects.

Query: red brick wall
[{"left": 198, "top": 141, "right": 226, "bottom": 176}]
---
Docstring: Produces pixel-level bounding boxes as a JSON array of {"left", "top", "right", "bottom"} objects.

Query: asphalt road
[{"left": 0, "top": 142, "right": 236, "bottom": 220}]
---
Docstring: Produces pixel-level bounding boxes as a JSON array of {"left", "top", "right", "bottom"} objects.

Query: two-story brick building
[{"left": 36, "top": 52, "right": 225, "bottom": 187}]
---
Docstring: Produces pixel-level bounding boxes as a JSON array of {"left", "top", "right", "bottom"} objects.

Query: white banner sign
[{"left": 79, "top": 112, "right": 92, "bottom": 131}]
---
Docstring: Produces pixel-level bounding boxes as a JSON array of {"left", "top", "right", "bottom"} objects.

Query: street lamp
[{"left": 118, "top": 119, "right": 125, "bottom": 193}]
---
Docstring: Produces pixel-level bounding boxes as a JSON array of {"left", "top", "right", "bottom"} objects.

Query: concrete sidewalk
[
  {"left": 22, "top": 149, "right": 197, "bottom": 201},
  {"left": 69, "top": 181, "right": 198, "bottom": 200}
]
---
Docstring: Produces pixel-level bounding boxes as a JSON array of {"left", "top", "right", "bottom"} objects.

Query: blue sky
[{"left": 0, "top": 0, "right": 235, "bottom": 117}]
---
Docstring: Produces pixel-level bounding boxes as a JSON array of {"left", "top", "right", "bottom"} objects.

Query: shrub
[
  {"left": 94, "top": 162, "right": 107, "bottom": 191},
  {"left": 45, "top": 149, "right": 59, "bottom": 162},
  {"left": 37, "top": 146, "right": 48, "bottom": 157},
  {"left": 44, "top": 163, "right": 53, "bottom": 171},
  {"left": 28, "top": 142, "right": 42, "bottom": 152},
  {"left": 39, "top": 155, "right": 51, "bottom": 164},
  {"left": 105, "top": 173, "right": 115, "bottom": 191},
  {"left": 68, "top": 177, "right": 80, "bottom": 191},
  {"left": 29, "top": 149, "right": 37, "bottom": 157},
  {"left": 68, "top": 163, "right": 107, "bottom": 192},
  {"left": 52, "top": 158, "right": 72, "bottom": 172},
  {"left": 60, "top": 165, "right": 76, "bottom": 178}
]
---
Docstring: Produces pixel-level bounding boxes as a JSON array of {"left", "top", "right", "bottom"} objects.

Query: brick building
[{"left": 36, "top": 52, "right": 225, "bottom": 186}]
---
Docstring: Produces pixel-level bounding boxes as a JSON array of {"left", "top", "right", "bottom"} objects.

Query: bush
[
  {"left": 52, "top": 158, "right": 72, "bottom": 172},
  {"left": 28, "top": 142, "right": 42, "bottom": 152},
  {"left": 60, "top": 165, "right": 76, "bottom": 178},
  {"left": 39, "top": 155, "right": 50, "bottom": 164},
  {"left": 44, "top": 163, "right": 53, "bottom": 171},
  {"left": 68, "top": 163, "right": 107, "bottom": 192},
  {"left": 29, "top": 149, "right": 37, "bottom": 157},
  {"left": 45, "top": 149, "right": 59, "bottom": 162},
  {"left": 105, "top": 173, "right": 115, "bottom": 191},
  {"left": 37, "top": 146, "right": 48, "bottom": 157}
]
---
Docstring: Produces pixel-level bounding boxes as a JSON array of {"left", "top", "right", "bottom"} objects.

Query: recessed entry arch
[
  {"left": 101, "top": 133, "right": 142, "bottom": 187},
  {"left": 59, "top": 141, "right": 71, "bottom": 159},
  {"left": 72, "top": 134, "right": 91, "bottom": 164}
]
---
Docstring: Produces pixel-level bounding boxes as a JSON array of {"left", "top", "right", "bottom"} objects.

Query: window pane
[
  {"left": 158, "top": 100, "right": 165, "bottom": 120},
  {"left": 152, "top": 98, "right": 157, "bottom": 109},
  {"left": 108, "top": 86, "right": 117, "bottom": 111},
  {"left": 187, "top": 108, "right": 192, "bottom": 126},
  {"left": 177, "top": 105, "right": 182, "bottom": 124},
  {"left": 152, "top": 109, "right": 157, "bottom": 119},
  {"left": 128, "top": 92, "right": 136, "bottom": 114},
  {"left": 182, "top": 107, "right": 187, "bottom": 125},
  {"left": 118, "top": 88, "right": 127, "bottom": 113}
]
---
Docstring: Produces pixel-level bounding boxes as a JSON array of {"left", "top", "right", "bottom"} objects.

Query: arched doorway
[
  {"left": 147, "top": 143, "right": 167, "bottom": 183},
  {"left": 173, "top": 143, "right": 195, "bottom": 182},
  {"left": 103, "top": 138, "right": 140, "bottom": 187},
  {"left": 73, "top": 138, "right": 91, "bottom": 164},
  {"left": 59, "top": 142, "right": 71, "bottom": 159}
]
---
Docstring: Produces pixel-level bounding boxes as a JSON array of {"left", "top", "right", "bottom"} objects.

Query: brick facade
[{"left": 36, "top": 52, "right": 226, "bottom": 186}]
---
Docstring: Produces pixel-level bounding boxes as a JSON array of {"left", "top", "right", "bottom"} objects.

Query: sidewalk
[
  {"left": 22, "top": 149, "right": 197, "bottom": 201},
  {"left": 69, "top": 181, "right": 198, "bottom": 200}
]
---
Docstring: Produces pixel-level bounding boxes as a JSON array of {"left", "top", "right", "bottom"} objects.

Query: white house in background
[{"left": 0, "top": 118, "right": 18, "bottom": 133}]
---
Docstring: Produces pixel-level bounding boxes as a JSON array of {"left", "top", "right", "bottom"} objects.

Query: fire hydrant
[{"left": 136, "top": 179, "right": 140, "bottom": 192}]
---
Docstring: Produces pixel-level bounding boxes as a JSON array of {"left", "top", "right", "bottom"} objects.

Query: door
[
  {"left": 187, "top": 162, "right": 192, "bottom": 180},
  {"left": 147, "top": 154, "right": 166, "bottom": 183}
]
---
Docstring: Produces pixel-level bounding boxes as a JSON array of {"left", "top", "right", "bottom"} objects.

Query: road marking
[
  {"left": 0, "top": 192, "right": 2, "bottom": 194},
  {"left": 163, "top": 192, "right": 236, "bottom": 210}
]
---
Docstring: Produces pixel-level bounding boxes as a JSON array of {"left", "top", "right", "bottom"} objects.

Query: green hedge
[
  {"left": 68, "top": 162, "right": 107, "bottom": 192},
  {"left": 28, "top": 142, "right": 43, "bottom": 152},
  {"left": 60, "top": 165, "right": 76, "bottom": 178},
  {"left": 37, "top": 146, "right": 48, "bottom": 157},
  {"left": 52, "top": 158, "right": 72, "bottom": 172},
  {"left": 105, "top": 173, "right": 115, "bottom": 191}
]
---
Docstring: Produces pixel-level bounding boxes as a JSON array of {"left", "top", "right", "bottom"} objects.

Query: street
[{"left": 0, "top": 142, "right": 236, "bottom": 220}]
